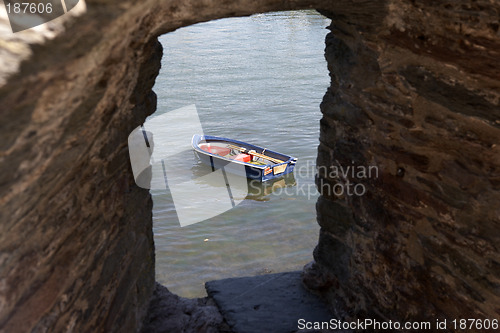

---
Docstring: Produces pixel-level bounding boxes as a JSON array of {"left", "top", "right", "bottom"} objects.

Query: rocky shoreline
[{"left": 143, "top": 269, "right": 346, "bottom": 333}]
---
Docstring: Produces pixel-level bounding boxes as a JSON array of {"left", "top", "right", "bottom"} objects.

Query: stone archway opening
[{"left": 147, "top": 10, "right": 331, "bottom": 298}]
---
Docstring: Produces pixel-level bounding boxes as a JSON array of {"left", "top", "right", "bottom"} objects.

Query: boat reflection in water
[
  {"left": 191, "top": 162, "right": 297, "bottom": 202},
  {"left": 246, "top": 174, "right": 297, "bottom": 201}
]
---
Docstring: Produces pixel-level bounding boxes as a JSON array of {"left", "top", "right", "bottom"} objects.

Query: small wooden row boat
[{"left": 191, "top": 134, "right": 297, "bottom": 182}]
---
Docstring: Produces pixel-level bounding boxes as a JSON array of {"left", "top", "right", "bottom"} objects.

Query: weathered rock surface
[
  {"left": 312, "top": 0, "right": 500, "bottom": 327},
  {"left": 0, "top": 0, "right": 499, "bottom": 332},
  {"left": 0, "top": 8, "right": 163, "bottom": 333}
]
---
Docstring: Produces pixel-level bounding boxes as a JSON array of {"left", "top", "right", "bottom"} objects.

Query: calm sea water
[{"left": 151, "top": 10, "right": 331, "bottom": 297}]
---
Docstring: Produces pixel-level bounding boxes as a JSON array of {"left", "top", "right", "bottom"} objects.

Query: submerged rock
[{"left": 141, "top": 283, "right": 231, "bottom": 333}]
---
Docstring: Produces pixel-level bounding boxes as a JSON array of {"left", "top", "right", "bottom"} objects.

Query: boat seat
[
  {"left": 199, "top": 143, "right": 231, "bottom": 156},
  {"left": 231, "top": 153, "right": 251, "bottom": 163}
]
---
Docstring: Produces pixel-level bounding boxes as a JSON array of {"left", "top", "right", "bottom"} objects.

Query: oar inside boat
[{"left": 227, "top": 144, "right": 285, "bottom": 164}]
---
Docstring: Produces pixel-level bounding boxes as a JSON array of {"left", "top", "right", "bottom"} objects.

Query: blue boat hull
[{"left": 191, "top": 134, "right": 297, "bottom": 182}]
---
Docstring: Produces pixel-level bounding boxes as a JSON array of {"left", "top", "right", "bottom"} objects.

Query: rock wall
[
  {"left": 0, "top": 6, "right": 162, "bottom": 332},
  {"left": 311, "top": 0, "right": 500, "bottom": 326},
  {"left": 0, "top": 0, "right": 499, "bottom": 331},
  {"left": 0, "top": 0, "right": 329, "bottom": 332}
]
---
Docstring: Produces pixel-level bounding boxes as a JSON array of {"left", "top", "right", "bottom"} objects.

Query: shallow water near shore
[{"left": 151, "top": 10, "right": 331, "bottom": 297}]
